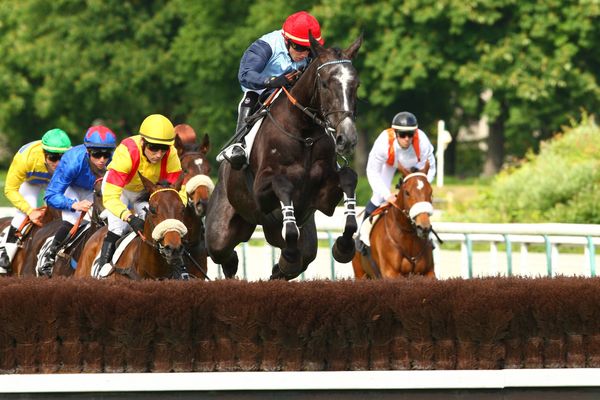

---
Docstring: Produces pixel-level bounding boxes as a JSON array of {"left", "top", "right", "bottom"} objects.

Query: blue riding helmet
[{"left": 84, "top": 125, "right": 117, "bottom": 149}]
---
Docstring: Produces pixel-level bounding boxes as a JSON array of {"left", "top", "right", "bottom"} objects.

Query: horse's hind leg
[
  {"left": 205, "top": 181, "right": 255, "bottom": 279},
  {"left": 332, "top": 166, "right": 358, "bottom": 263}
]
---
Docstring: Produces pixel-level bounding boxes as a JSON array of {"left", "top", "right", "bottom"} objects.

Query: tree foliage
[
  {"left": 446, "top": 114, "right": 600, "bottom": 223},
  {"left": 1, "top": 0, "right": 600, "bottom": 180}
]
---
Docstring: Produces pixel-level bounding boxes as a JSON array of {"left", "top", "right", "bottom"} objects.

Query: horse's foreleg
[
  {"left": 332, "top": 166, "right": 358, "bottom": 263},
  {"left": 270, "top": 217, "right": 318, "bottom": 281},
  {"left": 271, "top": 175, "right": 301, "bottom": 273}
]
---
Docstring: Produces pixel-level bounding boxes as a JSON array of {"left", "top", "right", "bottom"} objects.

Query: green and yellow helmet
[
  {"left": 139, "top": 114, "right": 175, "bottom": 145},
  {"left": 41, "top": 128, "right": 72, "bottom": 153}
]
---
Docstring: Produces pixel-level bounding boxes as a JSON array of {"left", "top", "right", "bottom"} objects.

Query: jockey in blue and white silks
[
  {"left": 39, "top": 125, "right": 117, "bottom": 277},
  {"left": 218, "top": 11, "right": 324, "bottom": 170}
]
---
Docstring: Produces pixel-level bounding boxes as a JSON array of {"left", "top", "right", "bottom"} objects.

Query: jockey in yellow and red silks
[{"left": 94, "top": 114, "right": 186, "bottom": 275}]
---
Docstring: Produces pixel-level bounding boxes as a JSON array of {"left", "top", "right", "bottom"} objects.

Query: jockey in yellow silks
[
  {"left": 94, "top": 114, "right": 186, "bottom": 275},
  {"left": 0, "top": 129, "right": 72, "bottom": 274}
]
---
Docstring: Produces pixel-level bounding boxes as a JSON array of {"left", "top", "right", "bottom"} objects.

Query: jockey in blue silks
[
  {"left": 217, "top": 11, "right": 324, "bottom": 170},
  {"left": 39, "top": 125, "right": 117, "bottom": 277}
]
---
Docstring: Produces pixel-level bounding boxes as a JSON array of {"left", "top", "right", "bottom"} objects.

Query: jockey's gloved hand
[
  {"left": 127, "top": 215, "right": 145, "bottom": 234},
  {"left": 264, "top": 74, "right": 290, "bottom": 89}
]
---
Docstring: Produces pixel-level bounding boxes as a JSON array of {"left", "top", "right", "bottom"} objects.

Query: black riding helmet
[{"left": 392, "top": 112, "right": 418, "bottom": 131}]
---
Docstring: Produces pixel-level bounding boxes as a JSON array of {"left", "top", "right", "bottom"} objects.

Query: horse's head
[
  {"left": 92, "top": 177, "right": 106, "bottom": 225},
  {"left": 180, "top": 134, "right": 212, "bottom": 217},
  {"left": 308, "top": 33, "right": 363, "bottom": 156},
  {"left": 139, "top": 173, "right": 188, "bottom": 266},
  {"left": 396, "top": 162, "right": 434, "bottom": 239}
]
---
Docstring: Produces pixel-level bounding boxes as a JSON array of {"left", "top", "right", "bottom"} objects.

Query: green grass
[{"left": 0, "top": 170, "right": 9, "bottom": 207}]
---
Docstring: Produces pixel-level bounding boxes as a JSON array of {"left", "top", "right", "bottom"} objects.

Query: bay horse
[
  {"left": 178, "top": 134, "right": 212, "bottom": 279},
  {"left": 7, "top": 207, "right": 61, "bottom": 276},
  {"left": 206, "top": 34, "right": 363, "bottom": 280},
  {"left": 74, "top": 174, "right": 188, "bottom": 280},
  {"left": 20, "top": 178, "right": 107, "bottom": 277},
  {"left": 352, "top": 162, "right": 436, "bottom": 279}
]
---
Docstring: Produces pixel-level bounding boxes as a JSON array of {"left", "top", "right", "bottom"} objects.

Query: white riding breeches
[
  {"left": 61, "top": 186, "right": 94, "bottom": 224},
  {"left": 10, "top": 182, "right": 44, "bottom": 229}
]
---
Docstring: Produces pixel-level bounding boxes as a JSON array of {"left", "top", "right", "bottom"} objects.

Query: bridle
[{"left": 274, "top": 58, "right": 357, "bottom": 163}]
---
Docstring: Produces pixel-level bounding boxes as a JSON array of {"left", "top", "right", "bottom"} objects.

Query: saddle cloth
[
  {"left": 91, "top": 231, "right": 137, "bottom": 278},
  {"left": 356, "top": 214, "right": 382, "bottom": 248}
]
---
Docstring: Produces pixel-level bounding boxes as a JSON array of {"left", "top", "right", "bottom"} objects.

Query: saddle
[{"left": 35, "top": 221, "right": 93, "bottom": 275}]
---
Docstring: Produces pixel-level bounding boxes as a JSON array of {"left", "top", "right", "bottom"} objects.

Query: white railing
[{"left": 1, "top": 207, "right": 597, "bottom": 280}]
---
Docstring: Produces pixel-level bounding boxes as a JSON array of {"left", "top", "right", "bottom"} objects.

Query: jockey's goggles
[
  {"left": 395, "top": 130, "right": 415, "bottom": 139},
  {"left": 44, "top": 152, "right": 62, "bottom": 162},
  {"left": 288, "top": 40, "right": 310, "bottom": 53},
  {"left": 89, "top": 149, "right": 113, "bottom": 160},
  {"left": 146, "top": 142, "right": 170, "bottom": 153}
]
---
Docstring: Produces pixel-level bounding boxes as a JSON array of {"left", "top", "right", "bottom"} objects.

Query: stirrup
[{"left": 216, "top": 143, "right": 247, "bottom": 170}]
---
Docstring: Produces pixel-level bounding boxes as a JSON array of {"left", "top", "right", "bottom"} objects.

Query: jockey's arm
[
  {"left": 44, "top": 160, "right": 77, "bottom": 211},
  {"left": 418, "top": 132, "right": 437, "bottom": 183},
  {"left": 366, "top": 132, "right": 394, "bottom": 202},
  {"left": 4, "top": 152, "right": 34, "bottom": 215},
  {"left": 238, "top": 40, "right": 273, "bottom": 90},
  {"left": 103, "top": 144, "right": 134, "bottom": 221}
]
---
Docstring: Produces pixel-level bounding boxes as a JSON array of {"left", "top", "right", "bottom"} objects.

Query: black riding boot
[
  {"left": 39, "top": 221, "right": 73, "bottom": 277},
  {"left": 218, "top": 93, "right": 257, "bottom": 170},
  {"left": 93, "top": 231, "right": 120, "bottom": 277},
  {"left": 0, "top": 226, "right": 18, "bottom": 273},
  {"left": 363, "top": 201, "right": 378, "bottom": 222}
]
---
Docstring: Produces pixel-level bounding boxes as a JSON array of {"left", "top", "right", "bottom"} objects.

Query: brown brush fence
[{"left": 1, "top": 276, "right": 600, "bottom": 373}]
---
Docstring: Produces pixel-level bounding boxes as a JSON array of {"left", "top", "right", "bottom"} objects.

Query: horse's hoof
[
  {"left": 278, "top": 250, "right": 303, "bottom": 279},
  {"left": 269, "top": 264, "right": 286, "bottom": 280},
  {"left": 333, "top": 236, "right": 355, "bottom": 263},
  {"left": 221, "top": 252, "right": 239, "bottom": 279}
]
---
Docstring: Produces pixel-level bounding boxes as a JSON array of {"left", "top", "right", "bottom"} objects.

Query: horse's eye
[
  {"left": 149, "top": 206, "right": 157, "bottom": 214},
  {"left": 321, "top": 80, "right": 327, "bottom": 89},
  {"left": 405, "top": 190, "right": 410, "bottom": 196}
]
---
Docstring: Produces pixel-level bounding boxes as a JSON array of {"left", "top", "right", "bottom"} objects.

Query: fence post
[
  {"left": 503, "top": 234, "right": 512, "bottom": 277},
  {"left": 587, "top": 236, "right": 596, "bottom": 277}
]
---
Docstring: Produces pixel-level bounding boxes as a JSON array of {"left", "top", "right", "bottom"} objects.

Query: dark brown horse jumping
[
  {"left": 74, "top": 174, "right": 188, "bottom": 280},
  {"left": 352, "top": 162, "right": 436, "bottom": 279},
  {"left": 206, "top": 34, "right": 363, "bottom": 280}
]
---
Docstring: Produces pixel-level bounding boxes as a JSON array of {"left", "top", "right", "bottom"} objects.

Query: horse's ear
[
  {"left": 173, "top": 170, "right": 185, "bottom": 192},
  {"left": 200, "top": 133, "right": 210, "bottom": 155},
  {"left": 421, "top": 160, "right": 430, "bottom": 175},
  {"left": 397, "top": 163, "right": 411, "bottom": 179},
  {"left": 309, "top": 31, "right": 325, "bottom": 56},
  {"left": 344, "top": 33, "right": 363, "bottom": 60},
  {"left": 174, "top": 134, "right": 184, "bottom": 157},
  {"left": 138, "top": 172, "right": 155, "bottom": 194}
]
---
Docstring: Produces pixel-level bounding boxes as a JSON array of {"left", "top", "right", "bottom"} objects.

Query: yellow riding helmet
[{"left": 139, "top": 114, "right": 175, "bottom": 145}]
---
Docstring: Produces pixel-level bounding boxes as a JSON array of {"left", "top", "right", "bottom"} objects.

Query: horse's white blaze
[
  {"left": 416, "top": 180, "right": 424, "bottom": 191},
  {"left": 335, "top": 65, "right": 354, "bottom": 114}
]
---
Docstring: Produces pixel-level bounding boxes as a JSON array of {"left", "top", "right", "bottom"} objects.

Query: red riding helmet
[{"left": 282, "top": 11, "right": 324, "bottom": 46}]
